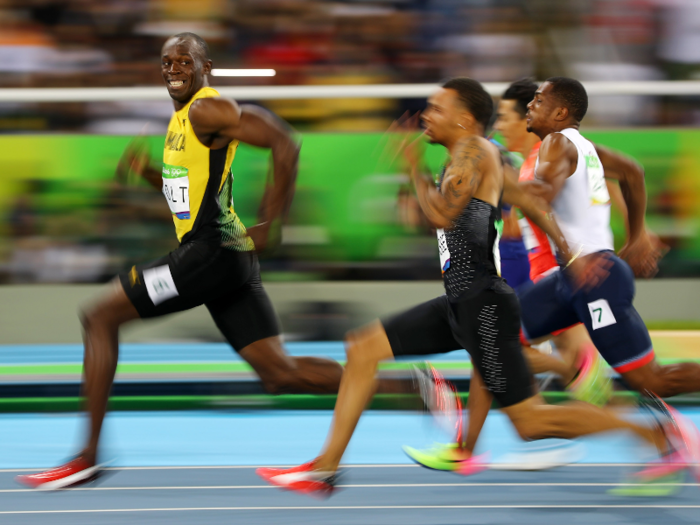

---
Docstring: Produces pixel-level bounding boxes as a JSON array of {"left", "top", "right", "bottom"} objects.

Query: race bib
[
  {"left": 162, "top": 163, "right": 190, "bottom": 219},
  {"left": 585, "top": 154, "right": 610, "bottom": 206},
  {"left": 437, "top": 228, "right": 451, "bottom": 273},
  {"left": 143, "top": 264, "right": 179, "bottom": 306},
  {"left": 587, "top": 299, "right": 616, "bottom": 330}
]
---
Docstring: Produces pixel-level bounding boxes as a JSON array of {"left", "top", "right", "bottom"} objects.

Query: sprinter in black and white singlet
[
  {"left": 437, "top": 168, "right": 509, "bottom": 301},
  {"left": 519, "top": 77, "right": 700, "bottom": 400},
  {"left": 258, "top": 78, "right": 677, "bottom": 496}
]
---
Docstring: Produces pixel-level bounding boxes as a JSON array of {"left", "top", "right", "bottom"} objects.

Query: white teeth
[{"left": 170, "top": 81, "right": 184, "bottom": 87}]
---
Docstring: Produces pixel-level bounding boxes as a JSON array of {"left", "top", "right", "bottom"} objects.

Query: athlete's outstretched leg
[
  {"left": 314, "top": 321, "right": 394, "bottom": 472},
  {"left": 80, "top": 281, "right": 140, "bottom": 464},
  {"left": 621, "top": 360, "right": 700, "bottom": 398},
  {"left": 240, "top": 336, "right": 344, "bottom": 394},
  {"left": 566, "top": 254, "right": 700, "bottom": 398},
  {"left": 501, "top": 396, "right": 666, "bottom": 452}
]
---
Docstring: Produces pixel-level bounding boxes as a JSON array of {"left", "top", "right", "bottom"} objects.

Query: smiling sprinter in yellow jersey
[{"left": 18, "top": 32, "right": 345, "bottom": 489}]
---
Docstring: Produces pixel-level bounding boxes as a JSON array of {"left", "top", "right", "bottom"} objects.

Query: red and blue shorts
[{"left": 518, "top": 252, "right": 654, "bottom": 373}]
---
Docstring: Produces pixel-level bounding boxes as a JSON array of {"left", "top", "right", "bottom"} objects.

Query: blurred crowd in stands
[
  {"left": 1, "top": 0, "right": 700, "bottom": 132},
  {"left": 2, "top": 0, "right": 700, "bottom": 284}
]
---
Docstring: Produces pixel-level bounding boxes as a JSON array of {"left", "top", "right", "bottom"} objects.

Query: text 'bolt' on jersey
[{"left": 162, "top": 86, "right": 254, "bottom": 251}]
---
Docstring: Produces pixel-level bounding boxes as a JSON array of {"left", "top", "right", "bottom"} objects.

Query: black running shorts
[
  {"left": 382, "top": 290, "right": 533, "bottom": 408},
  {"left": 119, "top": 241, "right": 280, "bottom": 352}
]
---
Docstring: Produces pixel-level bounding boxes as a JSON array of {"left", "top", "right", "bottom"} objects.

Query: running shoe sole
[
  {"left": 403, "top": 443, "right": 489, "bottom": 475},
  {"left": 17, "top": 462, "right": 107, "bottom": 491}
]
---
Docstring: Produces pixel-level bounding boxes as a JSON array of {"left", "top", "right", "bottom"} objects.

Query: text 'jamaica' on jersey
[{"left": 162, "top": 86, "right": 254, "bottom": 252}]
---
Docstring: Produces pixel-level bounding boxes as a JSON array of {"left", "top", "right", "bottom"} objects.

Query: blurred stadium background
[
  {"left": 3, "top": 5, "right": 700, "bottom": 523},
  {"left": 0, "top": 0, "right": 699, "bottom": 395}
]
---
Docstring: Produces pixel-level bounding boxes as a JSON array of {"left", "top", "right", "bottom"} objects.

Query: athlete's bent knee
[
  {"left": 344, "top": 334, "right": 381, "bottom": 368},
  {"left": 344, "top": 322, "right": 393, "bottom": 365},
  {"left": 257, "top": 363, "right": 300, "bottom": 395},
  {"left": 80, "top": 304, "right": 114, "bottom": 332},
  {"left": 510, "top": 419, "right": 541, "bottom": 442},
  {"left": 261, "top": 376, "right": 294, "bottom": 395}
]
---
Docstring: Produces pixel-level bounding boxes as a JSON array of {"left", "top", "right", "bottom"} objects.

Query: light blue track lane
[
  {"left": 0, "top": 342, "right": 468, "bottom": 364},
  {"left": 3, "top": 409, "right": 700, "bottom": 469}
]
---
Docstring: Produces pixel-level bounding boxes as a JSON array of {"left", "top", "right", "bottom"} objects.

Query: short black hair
[
  {"left": 545, "top": 77, "right": 588, "bottom": 122},
  {"left": 170, "top": 32, "right": 210, "bottom": 63},
  {"left": 442, "top": 77, "right": 493, "bottom": 132},
  {"left": 501, "top": 78, "right": 538, "bottom": 118}
]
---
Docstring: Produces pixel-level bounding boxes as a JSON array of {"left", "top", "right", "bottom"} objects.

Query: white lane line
[
  {"left": 2, "top": 505, "right": 700, "bottom": 514},
  {"left": 0, "top": 464, "right": 420, "bottom": 473},
  {"left": 0, "top": 482, "right": 696, "bottom": 493},
  {"left": 0, "top": 463, "right": 652, "bottom": 473}
]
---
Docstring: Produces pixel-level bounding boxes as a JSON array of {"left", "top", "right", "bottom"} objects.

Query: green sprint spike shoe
[
  {"left": 403, "top": 442, "right": 489, "bottom": 476},
  {"left": 568, "top": 344, "right": 613, "bottom": 407},
  {"left": 608, "top": 470, "right": 685, "bottom": 497}
]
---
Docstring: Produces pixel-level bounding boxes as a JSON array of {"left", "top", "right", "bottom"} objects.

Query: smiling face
[
  {"left": 161, "top": 37, "right": 212, "bottom": 108},
  {"left": 494, "top": 98, "right": 530, "bottom": 153},
  {"left": 421, "top": 88, "right": 469, "bottom": 147}
]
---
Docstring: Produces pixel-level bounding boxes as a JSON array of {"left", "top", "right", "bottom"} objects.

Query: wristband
[{"left": 564, "top": 246, "right": 584, "bottom": 269}]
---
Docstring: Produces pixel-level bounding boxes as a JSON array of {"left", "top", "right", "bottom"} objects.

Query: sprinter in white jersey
[{"left": 519, "top": 77, "right": 700, "bottom": 426}]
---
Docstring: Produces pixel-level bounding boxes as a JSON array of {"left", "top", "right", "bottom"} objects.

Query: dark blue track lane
[{"left": 1, "top": 466, "right": 699, "bottom": 525}]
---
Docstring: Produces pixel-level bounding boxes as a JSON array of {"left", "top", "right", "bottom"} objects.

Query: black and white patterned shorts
[{"left": 382, "top": 289, "right": 533, "bottom": 408}]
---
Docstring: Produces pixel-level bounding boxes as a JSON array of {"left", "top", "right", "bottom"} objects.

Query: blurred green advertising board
[{"left": 1, "top": 130, "right": 699, "bottom": 274}]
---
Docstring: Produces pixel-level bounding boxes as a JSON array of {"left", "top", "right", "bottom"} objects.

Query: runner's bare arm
[
  {"left": 503, "top": 176, "right": 574, "bottom": 265},
  {"left": 522, "top": 133, "right": 577, "bottom": 203},
  {"left": 410, "top": 137, "right": 486, "bottom": 229},
  {"left": 189, "top": 98, "right": 300, "bottom": 224},
  {"left": 606, "top": 179, "right": 630, "bottom": 237},
  {"left": 594, "top": 144, "right": 646, "bottom": 243},
  {"left": 594, "top": 143, "right": 663, "bottom": 277},
  {"left": 116, "top": 139, "right": 163, "bottom": 190}
]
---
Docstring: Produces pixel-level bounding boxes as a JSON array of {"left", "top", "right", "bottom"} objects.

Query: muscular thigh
[
  {"left": 206, "top": 263, "right": 281, "bottom": 352},
  {"left": 518, "top": 271, "right": 579, "bottom": 342},
  {"left": 571, "top": 254, "right": 653, "bottom": 373},
  {"left": 381, "top": 296, "right": 463, "bottom": 357}
]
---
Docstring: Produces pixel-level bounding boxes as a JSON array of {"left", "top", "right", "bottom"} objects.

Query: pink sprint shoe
[
  {"left": 413, "top": 363, "right": 464, "bottom": 443},
  {"left": 662, "top": 402, "right": 700, "bottom": 481},
  {"left": 454, "top": 452, "right": 490, "bottom": 476},
  {"left": 634, "top": 451, "right": 687, "bottom": 482},
  {"left": 641, "top": 394, "right": 700, "bottom": 482}
]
